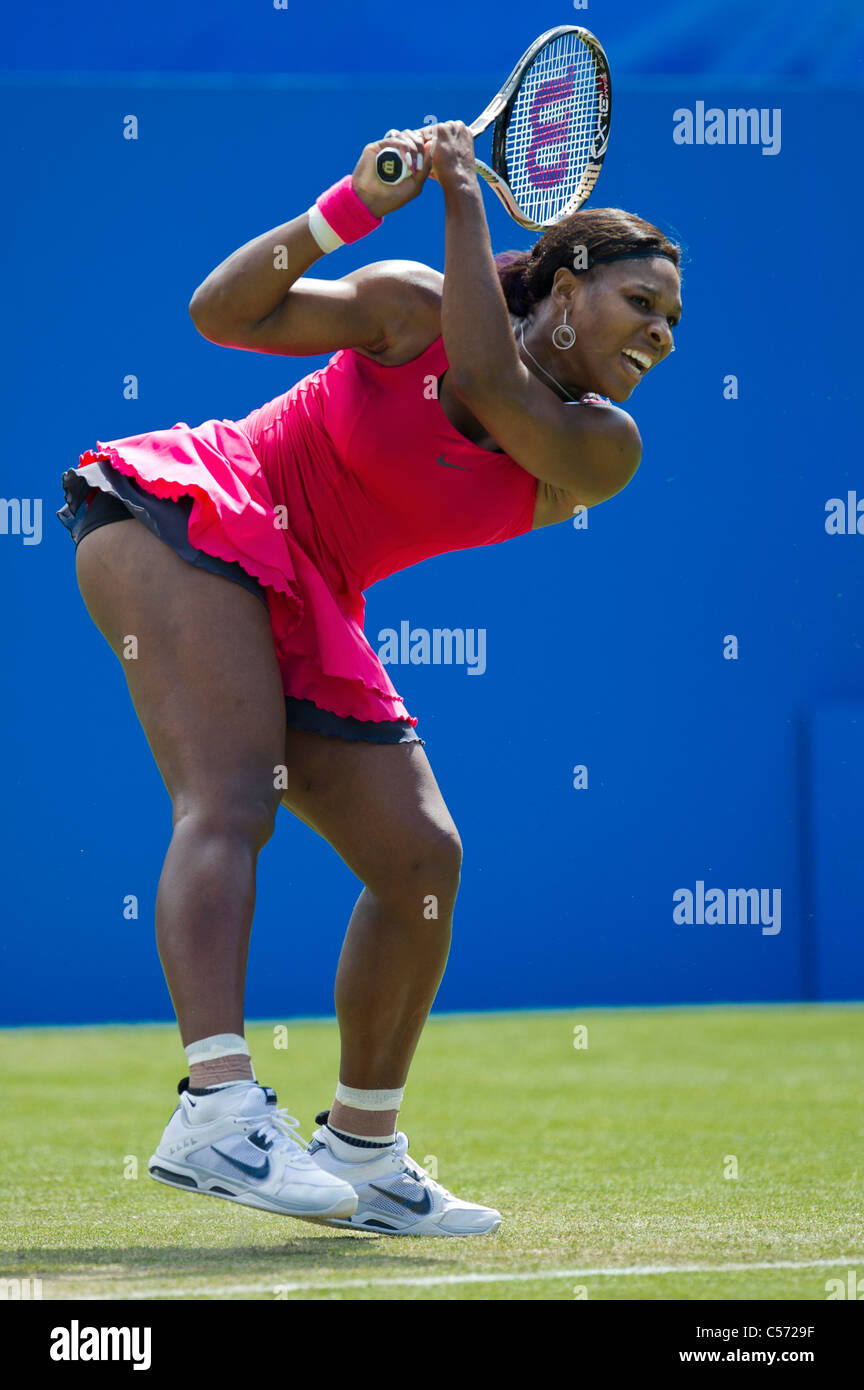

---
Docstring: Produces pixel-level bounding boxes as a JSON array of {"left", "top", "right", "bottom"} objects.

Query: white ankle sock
[
  {"left": 325, "top": 1084, "right": 404, "bottom": 1162},
  {"left": 200, "top": 1079, "right": 254, "bottom": 1092},
  {"left": 326, "top": 1128, "right": 395, "bottom": 1163}
]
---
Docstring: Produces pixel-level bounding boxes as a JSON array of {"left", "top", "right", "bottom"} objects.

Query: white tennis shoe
[
  {"left": 306, "top": 1113, "right": 502, "bottom": 1237},
  {"left": 148, "top": 1081, "right": 358, "bottom": 1222}
]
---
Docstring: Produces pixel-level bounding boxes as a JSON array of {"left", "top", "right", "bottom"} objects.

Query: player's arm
[
  {"left": 192, "top": 254, "right": 441, "bottom": 358},
  {"left": 189, "top": 128, "right": 436, "bottom": 355},
  {"left": 433, "top": 123, "right": 642, "bottom": 506}
]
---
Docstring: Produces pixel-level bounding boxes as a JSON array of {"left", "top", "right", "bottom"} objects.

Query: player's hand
[
  {"left": 351, "top": 129, "right": 434, "bottom": 218},
  {"left": 421, "top": 120, "right": 477, "bottom": 194}
]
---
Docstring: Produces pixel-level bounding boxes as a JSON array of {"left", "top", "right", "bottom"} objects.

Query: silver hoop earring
[{"left": 551, "top": 308, "right": 576, "bottom": 350}]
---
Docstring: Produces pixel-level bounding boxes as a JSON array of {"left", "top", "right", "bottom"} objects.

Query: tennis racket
[{"left": 374, "top": 25, "right": 611, "bottom": 230}]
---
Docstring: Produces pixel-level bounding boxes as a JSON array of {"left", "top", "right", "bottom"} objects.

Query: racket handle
[{"left": 375, "top": 148, "right": 411, "bottom": 184}]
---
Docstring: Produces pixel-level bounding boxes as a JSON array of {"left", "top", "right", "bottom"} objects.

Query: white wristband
[{"left": 306, "top": 203, "right": 344, "bottom": 253}]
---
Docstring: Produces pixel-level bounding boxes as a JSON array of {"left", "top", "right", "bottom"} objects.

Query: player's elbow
[
  {"left": 188, "top": 289, "right": 222, "bottom": 339},
  {"left": 189, "top": 290, "right": 216, "bottom": 337},
  {"left": 188, "top": 284, "right": 242, "bottom": 343}
]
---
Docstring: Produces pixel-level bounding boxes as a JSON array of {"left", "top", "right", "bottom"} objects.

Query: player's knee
[
  {"left": 369, "top": 822, "right": 463, "bottom": 901},
  {"left": 173, "top": 784, "right": 281, "bottom": 853}
]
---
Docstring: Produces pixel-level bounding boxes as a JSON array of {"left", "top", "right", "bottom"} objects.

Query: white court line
[{"left": 69, "top": 1254, "right": 864, "bottom": 1300}]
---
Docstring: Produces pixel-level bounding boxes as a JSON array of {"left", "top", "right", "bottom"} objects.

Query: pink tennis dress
[{"left": 75, "top": 336, "right": 538, "bottom": 727}]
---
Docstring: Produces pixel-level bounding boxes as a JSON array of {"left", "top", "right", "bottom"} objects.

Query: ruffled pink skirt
[{"left": 76, "top": 419, "right": 416, "bottom": 726}]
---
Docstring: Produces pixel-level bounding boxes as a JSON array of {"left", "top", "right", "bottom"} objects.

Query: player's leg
[
  {"left": 73, "top": 518, "right": 358, "bottom": 1220},
  {"left": 279, "top": 732, "right": 460, "bottom": 1108},
  {"left": 75, "top": 518, "right": 286, "bottom": 1059},
  {"left": 278, "top": 731, "right": 500, "bottom": 1235}
]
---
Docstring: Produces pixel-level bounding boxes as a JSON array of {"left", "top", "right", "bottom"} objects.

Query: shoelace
[
  {"left": 230, "top": 1107, "right": 308, "bottom": 1156},
  {"left": 401, "top": 1156, "right": 455, "bottom": 1201}
]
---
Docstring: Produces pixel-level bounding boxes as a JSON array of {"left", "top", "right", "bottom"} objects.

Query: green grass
[{"left": 1, "top": 1006, "right": 862, "bottom": 1300}]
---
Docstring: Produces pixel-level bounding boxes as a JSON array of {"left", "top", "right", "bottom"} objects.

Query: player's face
[{"left": 560, "top": 258, "right": 683, "bottom": 403}]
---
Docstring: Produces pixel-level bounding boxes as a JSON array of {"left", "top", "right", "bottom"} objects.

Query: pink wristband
[{"left": 316, "top": 175, "right": 382, "bottom": 244}]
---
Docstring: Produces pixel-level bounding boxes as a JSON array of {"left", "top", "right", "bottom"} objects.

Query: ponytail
[{"left": 494, "top": 249, "right": 535, "bottom": 316}]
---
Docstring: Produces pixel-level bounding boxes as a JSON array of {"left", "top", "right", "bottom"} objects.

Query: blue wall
[{"left": 2, "top": 1, "right": 862, "bottom": 1023}]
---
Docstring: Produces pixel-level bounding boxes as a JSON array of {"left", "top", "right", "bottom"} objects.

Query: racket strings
[{"left": 506, "top": 33, "right": 600, "bottom": 224}]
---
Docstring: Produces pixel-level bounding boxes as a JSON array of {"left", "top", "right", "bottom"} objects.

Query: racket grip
[{"left": 375, "top": 148, "right": 411, "bottom": 185}]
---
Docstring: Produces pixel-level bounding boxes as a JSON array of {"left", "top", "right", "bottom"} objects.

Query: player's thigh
[
  {"left": 75, "top": 519, "right": 286, "bottom": 824},
  {"left": 278, "top": 729, "right": 463, "bottom": 895}
]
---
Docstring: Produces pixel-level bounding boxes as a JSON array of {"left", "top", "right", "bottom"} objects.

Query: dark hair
[{"left": 495, "top": 208, "right": 682, "bottom": 317}]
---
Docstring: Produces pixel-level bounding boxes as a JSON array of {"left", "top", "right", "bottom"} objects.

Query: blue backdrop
[{"left": 2, "top": 1, "right": 862, "bottom": 1023}]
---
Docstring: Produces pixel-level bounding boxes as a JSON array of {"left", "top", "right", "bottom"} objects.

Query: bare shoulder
[
  {"left": 532, "top": 398, "right": 637, "bottom": 528},
  {"left": 346, "top": 259, "right": 443, "bottom": 300},
  {"left": 345, "top": 260, "right": 443, "bottom": 363}
]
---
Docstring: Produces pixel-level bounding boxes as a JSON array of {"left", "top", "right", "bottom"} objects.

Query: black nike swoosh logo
[
  {"left": 368, "top": 1181, "right": 433, "bottom": 1215},
  {"left": 436, "top": 455, "right": 472, "bottom": 471},
  {"left": 210, "top": 1145, "right": 270, "bottom": 1179}
]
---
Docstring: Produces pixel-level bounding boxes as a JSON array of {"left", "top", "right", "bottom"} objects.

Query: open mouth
[{"left": 620, "top": 350, "right": 649, "bottom": 381}]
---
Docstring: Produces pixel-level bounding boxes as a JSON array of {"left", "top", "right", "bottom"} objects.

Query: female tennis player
[{"left": 58, "top": 120, "right": 682, "bottom": 1237}]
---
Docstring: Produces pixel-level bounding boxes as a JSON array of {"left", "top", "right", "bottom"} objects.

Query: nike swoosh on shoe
[
  {"left": 210, "top": 1146, "right": 270, "bottom": 1179},
  {"left": 367, "top": 1181, "right": 433, "bottom": 1216}
]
